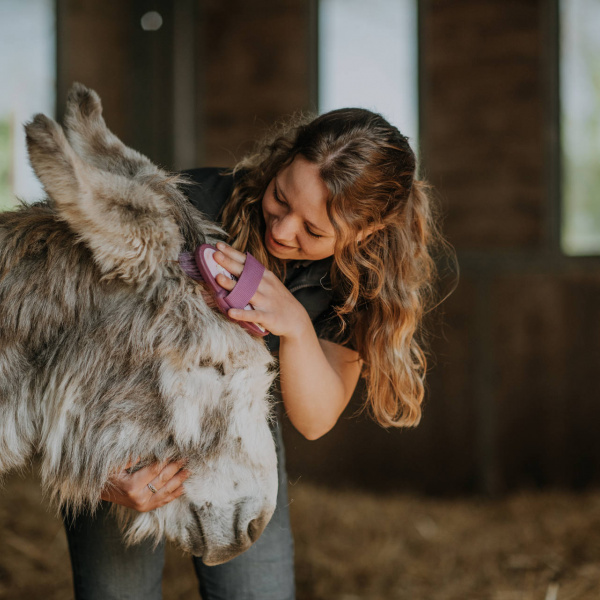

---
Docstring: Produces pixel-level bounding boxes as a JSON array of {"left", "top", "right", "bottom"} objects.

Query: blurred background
[{"left": 1, "top": 0, "right": 600, "bottom": 598}]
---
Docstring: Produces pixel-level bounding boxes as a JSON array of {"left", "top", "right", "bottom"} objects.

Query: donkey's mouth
[
  {"left": 185, "top": 503, "right": 271, "bottom": 564},
  {"left": 185, "top": 504, "right": 207, "bottom": 557}
]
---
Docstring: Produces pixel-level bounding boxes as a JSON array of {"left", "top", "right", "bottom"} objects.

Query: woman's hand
[
  {"left": 212, "top": 242, "right": 312, "bottom": 339},
  {"left": 100, "top": 458, "right": 190, "bottom": 512}
]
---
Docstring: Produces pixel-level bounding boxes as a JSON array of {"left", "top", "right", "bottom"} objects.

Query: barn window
[
  {"left": 0, "top": 0, "right": 56, "bottom": 211},
  {"left": 318, "top": 0, "right": 419, "bottom": 152},
  {"left": 560, "top": 0, "right": 600, "bottom": 255}
]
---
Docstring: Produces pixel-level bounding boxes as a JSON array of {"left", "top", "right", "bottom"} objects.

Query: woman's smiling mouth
[{"left": 266, "top": 228, "right": 296, "bottom": 250}]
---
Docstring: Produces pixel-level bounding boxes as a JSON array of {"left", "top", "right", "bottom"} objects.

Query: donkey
[{"left": 0, "top": 83, "right": 278, "bottom": 565}]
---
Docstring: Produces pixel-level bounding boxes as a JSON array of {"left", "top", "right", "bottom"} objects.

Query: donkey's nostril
[{"left": 247, "top": 517, "right": 262, "bottom": 543}]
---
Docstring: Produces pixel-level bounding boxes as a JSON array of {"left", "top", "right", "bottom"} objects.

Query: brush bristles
[{"left": 178, "top": 252, "right": 203, "bottom": 282}]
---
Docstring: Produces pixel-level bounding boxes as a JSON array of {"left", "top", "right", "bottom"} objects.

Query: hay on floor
[{"left": 2, "top": 470, "right": 600, "bottom": 599}]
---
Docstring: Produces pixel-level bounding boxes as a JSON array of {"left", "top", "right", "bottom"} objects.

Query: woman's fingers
[
  {"left": 215, "top": 273, "right": 266, "bottom": 307},
  {"left": 147, "top": 461, "right": 188, "bottom": 492},
  {"left": 101, "top": 459, "right": 190, "bottom": 511},
  {"left": 156, "top": 468, "right": 190, "bottom": 497},
  {"left": 138, "top": 462, "right": 190, "bottom": 510},
  {"left": 215, "top": 241, "right": 246, "bottom": 262},
  {"left": 213, "top": 241, "right": 245, "bottom": 272},
  {"left": 213, "top": 251, "right": 245, "bottom": 279},
  {"left": 136, "top": 460, "right": 165, "bottom": 480},
  {"left": 145, "top": 469, "right": 190, "bottom": 509},
  {"left": 148, "top": 459, "right": 187, "bottom": 488},
  {"left": 156, "top": 484, "right": 186, "bottom": 508},
  {"left": 227, "top": 308, "right": 267, "bottom": 328},
  {"left": 130, "top": 459, "right": 187, "bottom": 497},
  {"left": 215, "top": 272, "right": 236, "bottom": 291}
]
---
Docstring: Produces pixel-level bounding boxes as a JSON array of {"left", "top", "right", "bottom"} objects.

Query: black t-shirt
[{"left": 180, "top": 167, "right": 356, "bottom": 353}]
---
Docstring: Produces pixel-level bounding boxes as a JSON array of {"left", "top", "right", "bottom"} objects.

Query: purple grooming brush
[{"left": 179, "top": 244, "right": 267, "bottom": 337}]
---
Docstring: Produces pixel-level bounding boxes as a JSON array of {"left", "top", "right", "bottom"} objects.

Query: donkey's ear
[
  {"left": 26, "top": 113, "right": 81, "bottom": 203},
  {"left": 63, "top": 82, "right": 155, "bottom": 178},
  {"left": 25, "top": 113, "right": 183, "bottom": 286}
]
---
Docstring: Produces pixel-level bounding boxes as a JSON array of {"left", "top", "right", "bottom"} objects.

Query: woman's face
[{"left": 262, "top": 155, "right": 336, "bottom": 262}]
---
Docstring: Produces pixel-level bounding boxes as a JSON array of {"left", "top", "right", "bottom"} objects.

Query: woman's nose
[{"left": 271, "top": 214, "right": 298, "bottom": 242}]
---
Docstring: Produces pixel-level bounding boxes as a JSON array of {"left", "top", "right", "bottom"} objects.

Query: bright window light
[
  {"left": 560, "top": 0, "right": 600, "bottom": 255},
  {"left": 0, "top": 0, "right": 55, "bottom": 211},
  {"left": 318, "top": 0, "right": 419, "bottom": 151}
]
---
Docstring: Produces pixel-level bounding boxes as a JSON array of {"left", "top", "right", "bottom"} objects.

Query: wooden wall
[
  {"left": 56, "top": 0, "right": 600, "bottom": 494},
  {"left": 56, "top": 0, "right": 310, "bottom": 169},
  {"left": 200, "top": 0, "right": 312, "bottom": 166},
  {"left": 57, "top": 0, "right": 199, "bottom": 169}
]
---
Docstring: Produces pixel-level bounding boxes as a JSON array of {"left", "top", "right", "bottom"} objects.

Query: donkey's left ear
[
  {"left": 26, "top": 113, "right": 81, "bottom": 203},
  {"left": 25, "top": 113, "right": 183, "bottom": 286}
]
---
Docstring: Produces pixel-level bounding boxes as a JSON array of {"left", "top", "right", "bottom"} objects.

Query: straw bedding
[{"left": 1, "top": 470, "right": 600, "bottom": 599}]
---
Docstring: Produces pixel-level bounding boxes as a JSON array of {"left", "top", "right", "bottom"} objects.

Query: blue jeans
[{"left": 63, "top": 419, "right": 295, "bottom": 600}]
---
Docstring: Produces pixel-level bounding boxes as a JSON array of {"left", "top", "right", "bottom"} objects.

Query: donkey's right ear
[
  {"left": 25, "top": 112, "right": 184, "bottom": 286},
  {"left": 63, "top": 82, "right": 154, "bottom": 178},
  {"left": 25, "top": 113, "right": 82, "bottom": 203}
]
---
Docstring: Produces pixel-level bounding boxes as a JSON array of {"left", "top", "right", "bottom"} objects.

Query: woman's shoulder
[{"left": 179, "top": 167, "right": 242, "bottom": 223}]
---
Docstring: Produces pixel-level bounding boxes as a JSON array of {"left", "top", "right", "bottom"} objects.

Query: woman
[{"left": 63, "top": 108, "right": 450, "bottom": 599}]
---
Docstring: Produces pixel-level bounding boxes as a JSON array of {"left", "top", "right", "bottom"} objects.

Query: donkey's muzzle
[{"left": 186, "top": 503, "right": 272, "bottom": 565}]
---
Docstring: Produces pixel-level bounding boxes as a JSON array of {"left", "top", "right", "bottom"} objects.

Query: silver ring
[{"left": 147, "top": 483, "right": 157, "bottom": 494}]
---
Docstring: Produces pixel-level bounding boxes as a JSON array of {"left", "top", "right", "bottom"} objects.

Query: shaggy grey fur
[{"left": 0, "top": 83, "right": 278, "bottom": 565}]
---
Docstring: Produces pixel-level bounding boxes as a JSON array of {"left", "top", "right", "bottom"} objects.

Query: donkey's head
[{"left": 21, "top": 84, "right": 278, "bottom": 563}]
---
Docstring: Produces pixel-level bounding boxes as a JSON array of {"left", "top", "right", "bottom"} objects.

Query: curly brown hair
[{"left": 221, "top": 108, "right": 455, "bottom": 428}]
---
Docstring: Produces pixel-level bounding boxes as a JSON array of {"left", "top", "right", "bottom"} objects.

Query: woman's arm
[
  {"left": 213, "top": 242, "right": 362, "bottom": 439},
  {"left": 279, "top": 331, "right": 362, "bottom": 439}
]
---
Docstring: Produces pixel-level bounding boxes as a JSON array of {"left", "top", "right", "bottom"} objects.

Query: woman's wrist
[{"left": 278, "top": 308, "right": 314, "bottom": 343}]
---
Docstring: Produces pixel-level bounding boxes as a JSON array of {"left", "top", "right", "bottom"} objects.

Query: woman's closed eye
[
  {"left": 273, "top": 183, "right": 285, "bottom": 205},
  {"left": 273, "top": 182, "right": 323, "bottom": 239}
]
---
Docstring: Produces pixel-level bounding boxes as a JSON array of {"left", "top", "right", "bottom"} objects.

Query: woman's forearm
[{"left": 278, "top": 316, "right": 359, "bottom": 440}]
